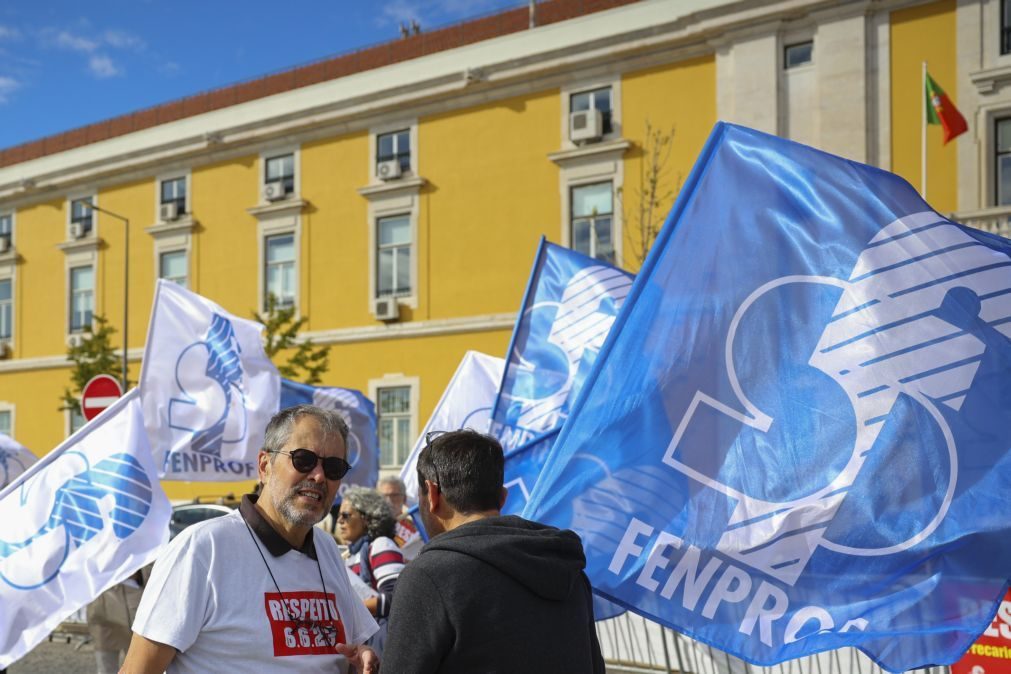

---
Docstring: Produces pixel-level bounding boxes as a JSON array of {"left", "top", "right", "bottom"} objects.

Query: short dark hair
[
  {"left": 263, "top": 404, "right": 350, "bottom": 462},
  {"left": 417, "top": 429, "right": 503, "bottom": 513}
]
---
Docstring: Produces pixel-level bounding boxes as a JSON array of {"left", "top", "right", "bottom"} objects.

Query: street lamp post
[{"left": 84, "top": 203, "right": 129, "bottom": 392}]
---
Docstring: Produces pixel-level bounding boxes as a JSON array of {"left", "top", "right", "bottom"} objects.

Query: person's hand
[{"left": 335, "top": 644, "right": 379, "bottom": 673}]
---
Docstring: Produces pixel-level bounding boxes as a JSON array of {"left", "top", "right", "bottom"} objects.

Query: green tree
[
  {"left": 253, "top": 294, "right": 330, "bottom": 385},
  {"left": 60, "top": 315, "right": 122, "bottom": 413},
  {"left": 622, "top": 120, "right": 679, "bottom": 268}
]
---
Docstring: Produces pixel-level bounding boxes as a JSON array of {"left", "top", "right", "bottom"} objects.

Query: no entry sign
[{"left": 80, "top": 374, "right": 123, "bottom": 421}]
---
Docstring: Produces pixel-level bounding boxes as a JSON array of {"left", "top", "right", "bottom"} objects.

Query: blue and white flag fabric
[
  {"left": 0, "top": 390, "right": 171, "bottom": 668},
  {"left": 0, "top": 433, "right": 37, "bottom": 491},
  {"left": 280, "top": 379, "right": 379, "bottom": 489},
  {"left": 523, "top": 122, "right": 1011, "bottom": 672},
  {"left": 140, "top": 280, "right": 280, "bottom": 481},
  {"left": 490, "top": 238, "right": 634, "bottom": 451},
  {"left": 400, "top": 351, "right": 504, "bottom": 503},
  {"left": 501, "top": 430, "right": 558, "bottom": 516}
]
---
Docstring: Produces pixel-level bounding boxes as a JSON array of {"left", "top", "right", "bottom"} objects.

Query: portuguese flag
[{"left": 925, "top": 72, "right": 967, "bottom": 144}]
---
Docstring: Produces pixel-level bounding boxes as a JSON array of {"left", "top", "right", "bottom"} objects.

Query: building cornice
[
  {"left": 357, "top": 177, "right": 427, "bottom": 200},
  {"left": 0, "top": 0, "right": 875, "bottom": 205}
]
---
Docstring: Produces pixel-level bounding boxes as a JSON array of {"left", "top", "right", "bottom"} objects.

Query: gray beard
[{"left": 270, "top": 478, "right": 327, "bottom": 528}]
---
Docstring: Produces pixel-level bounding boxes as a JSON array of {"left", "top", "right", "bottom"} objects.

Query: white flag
[
  {"left": 0, "top": 433, "right": 37, "bottom": 491},
  {"left": 140, "top": 280, "right": 280, "bottom": 481},
  {"left": 400, "top": 351, "right": 505, "bottom": 502},
  {"left": 0, "top": 390, "right": 171, "bottom": 668}
]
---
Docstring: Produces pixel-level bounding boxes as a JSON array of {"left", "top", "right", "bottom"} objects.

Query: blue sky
[{"left": 0, "top": 0, "right": 524, "bottom": 150}]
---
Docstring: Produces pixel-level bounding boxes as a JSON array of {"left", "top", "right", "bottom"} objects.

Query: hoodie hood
[{"left": 422, "top": 515, "right": 587, "bottom": 602}]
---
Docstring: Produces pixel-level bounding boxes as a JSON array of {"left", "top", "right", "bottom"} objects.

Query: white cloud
[
  {"left": 0, "top": 76, "right": 20, "bottom": 104},
  {"left": 379, "top": 0, "right": 515, "bottom": 28},
  {"left": 158, "top": 61, "right": 180, "bottom": 76},
  {"left": 103, "top": 29, "right": 145, "bottom": 51},
  {"left": 54, "top": 29, "right": 98, "bottom": 53},
  {"left": 88, "top": 54, "right": 121, "bottom": 78},
  {"left": 0, "top": 25, "right": 21, "bottom": 41}
]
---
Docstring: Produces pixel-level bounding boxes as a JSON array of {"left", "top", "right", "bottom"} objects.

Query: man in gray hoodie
[{"left": 382, "top": 429, "right": 605, "bottom": 673}]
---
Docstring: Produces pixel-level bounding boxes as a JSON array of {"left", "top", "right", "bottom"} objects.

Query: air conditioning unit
[
  {"left": 570, "top": 109, "right": 604, "bottom": 144},
  {"left": 159, "top": 202, "right": 180, "bottom": 221},
  {"left": 263, "top": 182, "right": 287, "bottom": 202},
  {"left": 69, "top": 222, "right": 86, "bottom": 240},
  {"left": 0, "top": 237, "right": 9, "bottom": 254},
  {"left": 376, "top": 160, "right": 402, "bottom": 181},
  {"left": 66, "top": 333, "right": 85, "bottom": 348},
  {"left": 374, "top": 298, "right": 400, "bottom": 321}
]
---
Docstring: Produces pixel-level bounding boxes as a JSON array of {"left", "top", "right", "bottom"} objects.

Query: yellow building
[{"left": 0, "top": 0, "right": 987, "bottom": 500}]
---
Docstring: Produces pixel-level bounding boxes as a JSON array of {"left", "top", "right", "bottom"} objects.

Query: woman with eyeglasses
[{"left": 338, "top": 486, "right": 405, "bottom": 657}]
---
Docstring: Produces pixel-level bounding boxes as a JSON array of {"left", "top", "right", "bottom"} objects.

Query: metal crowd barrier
[{"left": 596, "top": 613, "right": 953, "bottom": 674}]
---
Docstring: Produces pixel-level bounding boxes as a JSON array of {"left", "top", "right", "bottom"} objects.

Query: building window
[
  {"left": 0, "top": 213, "right": 11, "bottom": 248},
  {"left": 784, "top": 41, "right": 813, "bottom": 69},
  {"left": 69, "top": 265, "right": 94, "bottom": 333},
  {"left": 571, "top": 182, "right": 615, "bottom": 264},
  {"left": 0, "top": 279, "right": 10, "bottom": 341},
  {"left": 570, "top": 87, "right": 613, "bottom": 135},
  {"left": 377, "top": 130, "right": 411, "bottom": 175},
  {"left": 265, "top": 234, "right": 295, "bottom": 308},
  {"left": 159, "top": 250, "right": 188, "bottom": 288},
  {"left": 997, "top": 118, "right": 1011, "bottom": 206},
  {"left": 1003, "top": 0, "right": 1011, "bottom": 55},
  {"left": 70, "top": 407, "right": 86, "bottom": 435},
  {"left": 160, "top": 177, "right": 187, "bottom": 215},
  {"left": 70, "top": 198, "right": 94, "bottom": 236},
  {"left": 376, "top": 214, "right": 411, "bottom": 298},
  {"left": 265, "top": 153, "right": 295, "bottom": 196},
  {"left": 377, "top": 386, "right": 411, "bottom": 467},
  {"left": 0, "top": 409, "right": 10, "bottom": 436}
]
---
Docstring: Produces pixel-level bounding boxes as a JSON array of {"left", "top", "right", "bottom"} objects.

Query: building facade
[{"left": 0, "top": 0, "right": 995, "bottom": 499}]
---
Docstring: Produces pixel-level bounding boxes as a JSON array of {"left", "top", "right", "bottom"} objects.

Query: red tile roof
[{"left": 0, "top": 0, "right": 640, "bottom": 169}]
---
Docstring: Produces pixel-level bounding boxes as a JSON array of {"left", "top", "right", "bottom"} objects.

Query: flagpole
[{"left": 922, "top": 60, "right": 927, "bottom": 199}]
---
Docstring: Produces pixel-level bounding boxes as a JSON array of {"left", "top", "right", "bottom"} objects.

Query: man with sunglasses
[
  {"left": 122, "top": 405, "right": 380, "bottom": 674},
  {"left": 382, "top": 429, "right": 605, "bottom": 673}
]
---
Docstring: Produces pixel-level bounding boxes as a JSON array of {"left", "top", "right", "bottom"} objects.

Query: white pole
[{"left": 921, "top": 60, "right": 928, "bottom": 199}]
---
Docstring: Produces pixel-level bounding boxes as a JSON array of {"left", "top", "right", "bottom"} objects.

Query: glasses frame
[
  {"left": 268, "top": 448, "right": 351, "bottom": 480},
  {"left": 423, "top": 430, "right": 445, "bottom": 490},
  {"left": 336, "top": 510, "right": 358, "bottom": 522}
]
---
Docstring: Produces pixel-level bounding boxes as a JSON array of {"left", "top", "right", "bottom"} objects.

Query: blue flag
[
  {"left": 523, "top": 123, "right": 1011, "bottom": 671},
  {"left": 279, "top": 379, "right": 379, "bottom": 489},
  {"left": 490, "top": 238, "right": 634, "bottom": 450},
  {"left": 501, "top": 430, "right": 559, "bottom": 516}
]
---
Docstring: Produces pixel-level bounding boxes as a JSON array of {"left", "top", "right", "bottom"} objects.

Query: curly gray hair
[{"left": 342, "top": 486, "right": 397, "bottom": 541}]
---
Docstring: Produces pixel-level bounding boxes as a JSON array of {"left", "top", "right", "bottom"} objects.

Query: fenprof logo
[
  {"left": 168, "top": 313, "right": 249, "bottom": 458},
  {"left": 0, "top": 452, "right": 154, "bottom": 590},
  {"left": 662, "top": 212, "right": 1009, "bottom": 585},
  {"left": 263, "top": 591, "right": 346, "bottom": 656},
  {"left": 499, "top": 265, "right": 633, "bottom": 448}
]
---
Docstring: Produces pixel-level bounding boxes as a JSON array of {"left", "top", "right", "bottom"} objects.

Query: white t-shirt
[{"left": 133, "top": 509, "right": 378, "bottom": 674}]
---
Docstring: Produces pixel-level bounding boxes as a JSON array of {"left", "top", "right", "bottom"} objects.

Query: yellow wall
[
  {"left": 301, "top": 131, "right": 371, "bottom": 329},
  {"left": 891, "top": 0, "right": 959, "bottom": 212},
  {"left": 422, "top": 90, "right": 562, "bottom": 318},
  {"left": 621, "top": 55, "right": 717, "bottom": 271}
]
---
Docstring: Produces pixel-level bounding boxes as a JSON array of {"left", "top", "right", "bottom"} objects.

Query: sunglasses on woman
[{"left": 268, "top": 448, "right": 352, "bottom": 480}]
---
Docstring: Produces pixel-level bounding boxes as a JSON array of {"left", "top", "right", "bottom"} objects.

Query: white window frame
[
  {"left": 978, "top": 102, "right": 1011, "bottom": 208},
  {"left": 369, "top": 120, "right": 418, "bottom": 183},
  {"left": 155, "top": 170, "right": 192, "bottom": 223},
  {"left": 0, "top": 401, "right": 14, "bottom": 439},
  {"left": 366, "top": 195, "right": 419, "bottom": 311},
  {"left": 260, "top": 146, "right": 300, "bottom": 202},
  {"left": 0, "top": 276, "right": 13, "bottom": 345},
  {"left": 68, "top": 264, "right": 95, "bottom": 335},
  {"left": 569, "top": 180, "right": 617, "bottom": 264},
  {"left": 560, "top": 78, "right": 622, "bottom": 148},
  {"left": 368, "top": 374, "right": 420, "bottom": 469},
  {"left": 263, "top": 231, "right": 297, "bottom": 309},
  {"left": 158, "top": 248, "right": 190, "bottom": 288},
  {"left": 0, "top": 211, "right": 12, "bottom": 247},
  {"left": 375, "top": 213, "right": 414, "bottom": 299},
  {"left": 258, "top": 215, "right": 300, "bottom": 315},
  {"left": 66, "top": 192, "right": 97, "bottom": 239}
]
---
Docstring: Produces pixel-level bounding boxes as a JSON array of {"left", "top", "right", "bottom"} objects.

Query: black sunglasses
[{"left": 268, "top": 448, "right": 351, "bottom": 480}]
